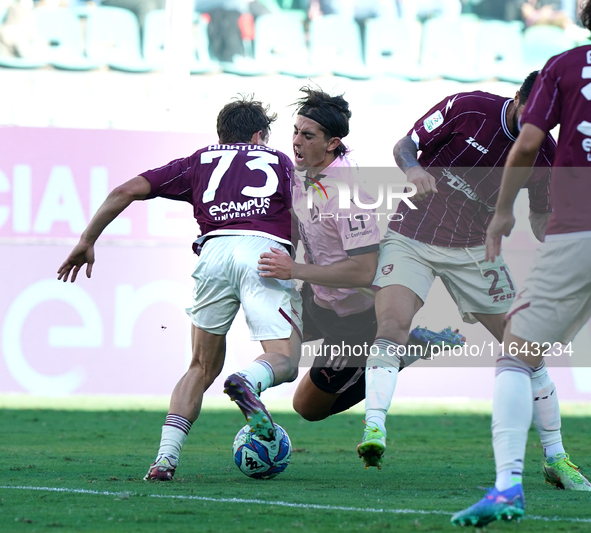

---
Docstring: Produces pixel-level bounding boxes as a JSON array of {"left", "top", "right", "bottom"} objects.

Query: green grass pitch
[{"left": 1, "top": 399, "right": 590, "bottom": 532}]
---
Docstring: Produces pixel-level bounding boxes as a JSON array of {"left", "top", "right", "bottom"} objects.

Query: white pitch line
[{"left": 1, "top": 485, "right": 590, "bottom": 524}]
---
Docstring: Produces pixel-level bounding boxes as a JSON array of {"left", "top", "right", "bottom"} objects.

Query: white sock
[
  {"left": 531, "top": 362, "right": 564, "bottom": 455},
  {"left": 365, "top": 338, "right": 401, "bottom": 436},
  {"left": 492, "top": 356, "right": 534, "bottom": 491},
  {"left": 157, "top": 414, "right": 192, "bottom": 462},
  {"left": 496, "top": 468, "right": 523, "bottom": 491},
  {"left": 544, "top": 442, "right": 567, "bottom": 462},
  {"left": 240, "top": 360, "right": 274, "bottom": 394}
]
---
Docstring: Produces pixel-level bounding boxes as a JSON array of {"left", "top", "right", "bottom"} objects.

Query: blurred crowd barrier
[{"left": 0, "top": 1, "right": 589, "bottom": 81}]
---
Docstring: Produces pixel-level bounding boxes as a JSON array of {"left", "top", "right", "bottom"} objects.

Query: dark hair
[
  {"left": 581, "top": 0, "right": 591, "bottom": 31},
  {"left": 518, "top": 70, "right": 539, "bottom": 105},
  {"left": 216, "top": 95, "right": 277, "bottom": 144},
  {"left": 293, "top": 86, "right": 351, "bottom": 157}
]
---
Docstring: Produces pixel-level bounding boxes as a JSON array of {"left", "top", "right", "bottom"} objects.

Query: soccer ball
[{"left": 232, "top": 423, "right": 291, "bottom": 479}]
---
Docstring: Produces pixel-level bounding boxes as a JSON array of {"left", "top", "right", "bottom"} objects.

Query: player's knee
[{"left": 283, "top": 365, "right": 299, "bottom": 383}]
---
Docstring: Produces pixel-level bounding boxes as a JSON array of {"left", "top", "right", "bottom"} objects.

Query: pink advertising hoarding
[{"left": 1, "top": 126, "right": 590, "bottom": 401}]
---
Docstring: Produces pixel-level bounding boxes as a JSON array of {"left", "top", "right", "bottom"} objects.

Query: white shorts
[
  {"left": 508, "top": 238, "right": 591, "bottom": 345},
  {"left": 186, "top": 235, "right": 303, "bottom": 340},
  {"left": 373, "top": 229, "right": 516, "bottom": 323}
]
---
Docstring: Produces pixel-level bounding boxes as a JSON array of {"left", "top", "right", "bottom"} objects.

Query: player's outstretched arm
[
  {"left": 259, "top": 247, "right": 378, "bottom": 288},
  {"left": 57, "top": 176, "right": 151, "bottom": 282},
  {"left": 393, "top": 136, "right": 437, "bottom": 201}
]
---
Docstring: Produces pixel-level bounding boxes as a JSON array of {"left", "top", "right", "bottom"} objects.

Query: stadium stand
[
  {"left": 32, "top": 6, "right": 100, "bottom": 71},
  {"left": 477, "top": 19, "right": 526, "bottom": 83},
  {"left": 143, "top": 9, "right": 214, "bottom": 74},
  {"left": 253, "top": 11, "right": 319, "bottom": 77},
  {"left": 363, "top": 16, "right": 424, "bottom": 80},
  {"left": 0, "top": 3, "right": 587, "bottom": 81},
  {"left": 420, "top": 14, "right": 488, "bottom": 82},
  {"left": 85, "top": 5, "right": 157, "bottom": 73},
  {"left": 308, "top": 13, "right": 371, "bottom": 79},
  {"left": 522, "top": 23, "right": 578, "bottom": 71},
  {"left": 0, "top": 0, "right": 49, "bottom": 69}
]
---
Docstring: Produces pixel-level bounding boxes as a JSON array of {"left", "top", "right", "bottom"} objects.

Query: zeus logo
[
  {"left": 306, "top": 178, "right": 417, "bottom": 211},
  {"left": 465, "top": 137, "right": 489, "bottom": 154}
]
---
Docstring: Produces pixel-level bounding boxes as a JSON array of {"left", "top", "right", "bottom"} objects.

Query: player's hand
[
  {"left": 57, "top": 240, "right": 95, "bottom": 282},
  {"left": 407, "top": 166, "right": 438, "bottom": 201},
  {"left": 258, "top": 247, "right": 293, "bottom": 280},
  {"left": 485, "top": 212, "right": 515, "bottom": 262}
]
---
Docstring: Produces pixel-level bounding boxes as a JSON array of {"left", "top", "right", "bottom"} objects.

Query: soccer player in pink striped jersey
[
  {"left": 359, "top": 72, "right": 589, "bottom": 483},
  {"left": 453, "top": 1, "right": 591, "bottom": 525}
]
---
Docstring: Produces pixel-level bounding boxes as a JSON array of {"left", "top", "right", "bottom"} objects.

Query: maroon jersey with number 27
[{"left": 390, "top": 91, "right": 555, "bottom": 247}]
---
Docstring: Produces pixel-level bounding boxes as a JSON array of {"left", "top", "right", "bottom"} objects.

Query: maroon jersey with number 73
[{"left": 141, "top": 143, "right": 294, "bottom": 250}]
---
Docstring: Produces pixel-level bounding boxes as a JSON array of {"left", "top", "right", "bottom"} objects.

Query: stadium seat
[
  {"left": 477, "top": 19, "right": 527, "bottom": 83},
  {"left": 309, "top": 14, "right": 371, "bottom": 79},
  {"left": 32, "top": 6, "right": 101, "bottom": 71},
  {"left": 253, "top": 11, "right": 320, "bottom": 77},
  {"left": 0, "top": 54, "right": 48, "bottom": 69},
  {"left": 364, "top": 16, "right": 425, "bottom": 80},
  {"left": 85, "top": 6, "right": 157, "bottom": 73},
  {"left": 0, "top": 5, "right": 49, "bottom": 69},
  {"left": 522, "top": 24, "right": 577, "bottom": 71},
  {"left": 143, "top": 9, "right": 214, "bottom": 74},
  {"left": 420, "top": 15, "right": 487, "bottom": 82}
]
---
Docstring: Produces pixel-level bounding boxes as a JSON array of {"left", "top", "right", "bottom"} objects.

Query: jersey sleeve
[
  {"left": 521, "top": 59, "right": 563, "bottom": 135},
  {"left": 141, "top": 154, "right": 195, "bottom": 203},
  {"left": 408, "top": 93, "right": 464, "bottom": 151}
]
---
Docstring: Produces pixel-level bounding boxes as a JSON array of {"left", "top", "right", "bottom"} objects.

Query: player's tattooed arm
[
  {"left": 394, "top": 136, "right": 438, "bottom": 201},
  {"left": 394, "top": 135, "right": 421, "bottom": 173},
  {"left": 57, "top": 176, "right": 152, "bottom": 282},
  {"left": 529, "top": 210, "right": 551, "bottom": 242}
]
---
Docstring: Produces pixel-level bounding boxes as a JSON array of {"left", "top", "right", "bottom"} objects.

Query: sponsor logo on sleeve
[{"left": 423, "top": 110, "right": 444, "bottom": 133}]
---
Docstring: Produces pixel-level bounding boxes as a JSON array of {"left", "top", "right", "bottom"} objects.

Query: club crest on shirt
[
  {"left": 382, "top": 264, "right": 394, "bottom": 275},
  {"left": 423, "top": 110, "right": 444, "bottom": 133}
]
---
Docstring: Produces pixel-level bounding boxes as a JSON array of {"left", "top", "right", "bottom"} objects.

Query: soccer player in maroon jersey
[
  {"left": 359, "top": 72, "right": 590, "bottom": 483},
  {"left": 258, "top": 87, "right": 464, "bottom": 421},
  {"left": 57, "top": 96, "right": 302, "bottom": 481},
  {"left": 453, "top": 2, "right": 591, "bottom": 525}
]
